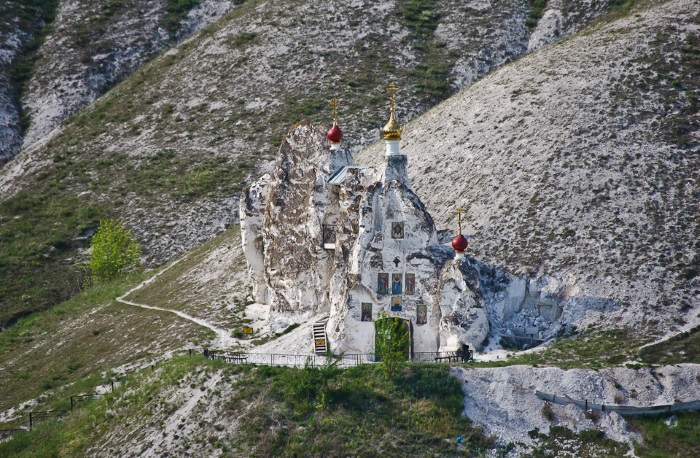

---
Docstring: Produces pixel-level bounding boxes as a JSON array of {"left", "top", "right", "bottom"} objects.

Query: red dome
[
  {"left": 327, "top": 124, "right": 343, "bottom": 143},
  {"left": 452, "top": 234, "right": 468, "bottom": 252}
]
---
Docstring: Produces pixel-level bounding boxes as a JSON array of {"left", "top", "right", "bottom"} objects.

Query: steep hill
[
  {"left": 0, "top": 0, "right": 612, "bottom": 327},
  {"left": 357, "top": 0, "right": 700, "bottom": 334},
  {"left": 0, "top": 0, "right": 237, "bottom": 164}
]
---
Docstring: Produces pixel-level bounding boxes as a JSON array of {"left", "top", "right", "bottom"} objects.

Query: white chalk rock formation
[{"left": 241, "top": 123, "right": 491, "bottom": 355}]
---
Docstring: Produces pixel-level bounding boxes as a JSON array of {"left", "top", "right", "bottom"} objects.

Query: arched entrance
[{"left": 374, "top": 317, "right": 413, "bottom": 361}]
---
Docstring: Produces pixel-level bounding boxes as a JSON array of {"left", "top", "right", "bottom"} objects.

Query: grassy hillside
[
  {"left": 0, "top": 224, "right": 250, "bottom": 416},
  {"left": 2, "top": 352, "right": 698, "bottom": 457},
  {"left": 0, "top": 0, "right": 539, "bottom": 328},
  {"left": 0, "top": 355, "right": 495, "bottom": 457},
  {"left": 0, "top": 271, "right": 215, "bottom": 416}
]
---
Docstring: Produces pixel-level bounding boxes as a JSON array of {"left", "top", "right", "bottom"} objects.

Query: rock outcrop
[
  {"left": 20, "top": 0, "right": 237, "bottom": 152},
  {"left": 242, "top": 123, "right": 555, "bottom": 354},
  {"left": 452, "top": 364, "right": 700, "bottom": 450}
]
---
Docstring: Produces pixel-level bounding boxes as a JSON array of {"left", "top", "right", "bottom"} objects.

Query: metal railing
[
  {"left": 536, "top": 390, "right": 700, "bottom": 416},
  {"left": 206, "top": 351, "right": 371, "bottom": 368},
  {"left": 205, "top": 350, "right": 473, "bottom": 367}
]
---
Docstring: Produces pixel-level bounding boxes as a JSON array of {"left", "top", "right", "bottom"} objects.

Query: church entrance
[{"left": 374, "top": 317, "right": 413, "bottom": 361}]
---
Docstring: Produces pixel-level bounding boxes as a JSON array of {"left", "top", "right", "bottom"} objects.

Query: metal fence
[
  {"left": 205, "top": 350, "right": 473, "bottom": 367},
  {"left": 0, "top": 382, "right": 116, "bottom": 440},
  {"left": 536, "top": 390, "right": 700, "bottom": 416}
]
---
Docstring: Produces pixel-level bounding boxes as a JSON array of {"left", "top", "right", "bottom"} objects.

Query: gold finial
[
  {"left": 331, "top": 98, "right": 339, "bottom": 125},
  {"left": 387, "top": 83, "right": 398, "bottom": 112},
  {"left": 454, "top": 207, "right": 465, "bottom": 233},
  {"left": 382, "top": 83, "right": 402, "bottom": 140}
]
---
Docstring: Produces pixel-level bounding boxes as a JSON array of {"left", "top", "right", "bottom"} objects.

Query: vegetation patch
[
  {"left": 639, "top": 326, "right": 700, "bottom": 365},
  {"left": 525, "top": 426, "right": 629, "bottom": 457},
  {"left": 0, "top": 191, "right": 108, "bottom": 327},
  {"left": 630, "top": 411, "right": 700, "bottom": 457},
  {"left": 473, "top": 329, "right": 648, "bottom": 370},
  {"left": 0, "top": 356, "right": 498, "bottom": 457},
  {"left": 399, "top": 0, "right": 457, "bottom": 102},
  {"left": 0, "top": 274, "right": 213, "bottom": 415},
  {"left": 229, "top": 362, "right": 495, "bottom": 456},
  {"left": 163, "top": 0, "right": 201, "bottom": 38},
  {"left": 526, "top": 0, "right": 548, "bottom": 30}
]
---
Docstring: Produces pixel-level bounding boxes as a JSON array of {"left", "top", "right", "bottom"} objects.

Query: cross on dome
[
  {"left": 452, "top": 207, "right": 468, "bottom": 259},
  {"left": 326, "top": 98, "right": 343, "bottom": 147},
  {"left": 382, "top": 83, "right": 402, "bottom": 141}
]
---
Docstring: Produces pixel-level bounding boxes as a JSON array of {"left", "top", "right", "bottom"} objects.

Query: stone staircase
[{"left": 312, "top": 314, "right": 329, "bottom": 355}]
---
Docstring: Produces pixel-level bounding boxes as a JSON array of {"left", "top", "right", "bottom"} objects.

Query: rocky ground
[
  {"left": 357, "top": 0, "right": 700, "bottom": 335},
  {"left": 453, "top": 363, "right": 700, "bottom": 453},
  {"left": 0, "top": 0, "right": 237, "bottom": 164}
]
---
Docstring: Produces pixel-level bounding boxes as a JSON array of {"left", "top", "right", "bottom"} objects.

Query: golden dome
[{"left": 381, "top": 83, "right": 402, "bottom": 141}]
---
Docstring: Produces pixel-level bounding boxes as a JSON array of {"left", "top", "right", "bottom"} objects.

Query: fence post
[
  {"left": 70, "top": 397, "right": 74, "bottom": 412},
  {"left": 111, "top": 380, "right": 114, "bottom": 392},
  {"left": 29, "top": 412, "right": 32, "bottom": 431}
]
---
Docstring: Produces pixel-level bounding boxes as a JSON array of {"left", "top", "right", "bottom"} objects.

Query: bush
[
  {"left": 85, "top": 219, "right": 141, "bottom": 285},
  {"left": 374, "top": 313, "right": 410, "bottom": 378}
]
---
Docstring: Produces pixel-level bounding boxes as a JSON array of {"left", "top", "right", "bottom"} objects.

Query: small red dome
[
  {"left": 452, "top": 234, "right": 468, "bottom": 252},
  {"left": 327, "top": 124, "right": 343, "bottom": 143}
]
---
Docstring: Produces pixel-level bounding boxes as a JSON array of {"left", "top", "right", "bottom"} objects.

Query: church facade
[{"left": 240, "top": 89, "right": 489, "bottom": 355}]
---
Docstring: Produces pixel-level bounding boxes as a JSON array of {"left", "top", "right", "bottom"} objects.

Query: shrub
[
  {"left": 84, "top": 219, "right": 141, "bottom": 285},
  {"left": 374, "top": 313, "right": 410, "bottom": 378}
]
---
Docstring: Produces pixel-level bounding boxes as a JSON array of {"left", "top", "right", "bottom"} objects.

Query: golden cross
[
  {"left": 454, "top": 207, "right": 465, "bottom": 233},
  {"left": 387, "top": 83, "right": 398, "bottom": 111},
  {"left": 331, "top": 99, "right": 339, "bottom": 124}
]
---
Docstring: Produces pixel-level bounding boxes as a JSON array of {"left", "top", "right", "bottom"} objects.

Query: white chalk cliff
[{"left": 240, "top": 113, "right": 570, "bottom": 355}]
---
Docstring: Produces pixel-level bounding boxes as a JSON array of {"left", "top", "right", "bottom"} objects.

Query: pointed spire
[{"left": 382, "top": 83, "right": 402, "bottom": 141}]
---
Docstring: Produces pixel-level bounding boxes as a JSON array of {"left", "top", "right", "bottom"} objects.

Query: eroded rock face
[
  {"left": 528, "top": 0, "right": 609, "bottom": 52},
  {"left": 451, "top": 364, "right": 700, "bottom": 449},
  {"left": 20, "top": 0, "right": 237, "bottom": 151},
  {"left": 241, "top": 124, "right": 492, "bottom": 353}
]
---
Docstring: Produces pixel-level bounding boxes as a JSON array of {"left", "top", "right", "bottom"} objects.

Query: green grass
[
  {"left": 1, "top": 356, "right": 498, "bottom": 456},
  {"left": 639, "top": 326, "right": 700, "bottom": 365},
  {"left": 526, "top": 0, "right": 548, "bottom": 29},
  {"left": 473, "top": 329, "right": 648, "bottom": 370},
  {"left": 0, "top": 190, "right": 108, "bottom": 327},
  {"left": 0, "top": 273, "right": 214, "bottom": 415},
  {"left": 630, "top": 411, "right": 700, "bottom": 457},
  {"left": 0, "top": 354, "right": 213, "bottom": 457}
]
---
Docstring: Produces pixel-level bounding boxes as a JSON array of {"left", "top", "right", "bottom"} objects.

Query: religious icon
[
  {"left": 405, "top": 273, "right": 415, "bottom": 295},
  {"left": 392, "top": 273, "right": 402, "bottom": 295},
  {"left": 378, "top": 273, "right": 389, "bottom": 294},
  {"left": 416, "top": 304, "right": 427, "bottom": 325},
  {"left": 361, "top": 303, "right": 372, "bottom": 322},
  {"left": 391, "top": 296, "right": 402, "bottom": 312},
  {"left": 391, "top": 222, "right": 404, "bottom": 239}
]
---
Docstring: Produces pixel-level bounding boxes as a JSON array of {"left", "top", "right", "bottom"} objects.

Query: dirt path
[{"left": 116, "top": 260, "right": 236, "bottom": 348}]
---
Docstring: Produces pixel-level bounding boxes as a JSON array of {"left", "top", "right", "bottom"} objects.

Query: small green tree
[
  {"left": 374, "top": 313, "right": 410, "bottom": 378},
  {"left": 86, "top": 219, "right": 141, "bottom": 285}
]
